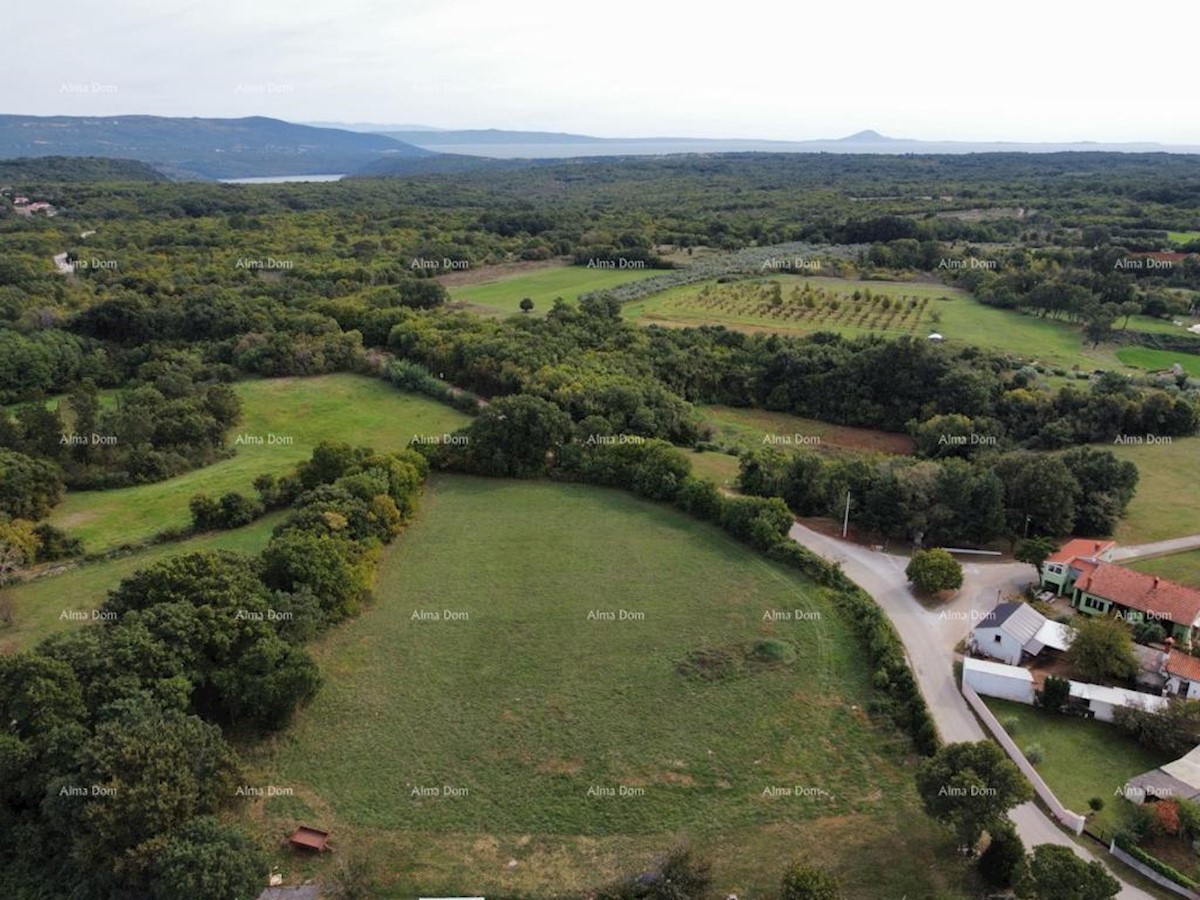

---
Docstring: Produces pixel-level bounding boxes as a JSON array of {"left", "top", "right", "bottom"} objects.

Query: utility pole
[
  {"left": 842, "top": 490, "right": 851, "bottom": 538},
  {"left": 1024, "top": 514, "right": 1032, "bottom": 539}
]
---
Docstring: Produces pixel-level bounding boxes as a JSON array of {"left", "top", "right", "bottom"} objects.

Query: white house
[{"left": 971, "top": 602, "right": 1072, "bottom": 666}]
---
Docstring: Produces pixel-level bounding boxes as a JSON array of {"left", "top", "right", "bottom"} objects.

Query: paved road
[
  {"left": 788, "top": 523, "right": 1156, "bottom": 900},
  {"left": 1112, "top": 535, "right": 1200, "bottom": 563}
]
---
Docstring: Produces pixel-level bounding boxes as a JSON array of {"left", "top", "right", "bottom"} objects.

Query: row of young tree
[
  {"left": 0, "top": 441, "right": 428, "bottom": 898},
  {"left": 737, "top": 443, "right": 1138, "bottom": 545}
]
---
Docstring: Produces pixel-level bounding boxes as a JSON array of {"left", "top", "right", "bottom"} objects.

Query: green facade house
[
  {"left": 1040, "top": 539, "right": 1117, "bottom": 596},
  {"left": 1071, "top": 563, "right": 1200, "bottom": 645}
]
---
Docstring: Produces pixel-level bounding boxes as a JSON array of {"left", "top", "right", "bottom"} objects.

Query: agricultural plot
[
  {"left": 1116, "top": 347, "right": 1200, "bottom": 378},
  {"left": 247, "top": 476, "right": 962, "bottom": 898},
  {"left": 700, "top": 404, "right": 915, "bottom": 457},
  {"left": 0, "top": 513, "right": 283, "bottom": 654},
  {"left": 626, "top": 275, "right": 1195, "bottom": 375},
  {"left": 447, "top": 263, "right": 661, "bottom": 316},
  {"left": 47, "top": 374, "right": 470, "bottom": 553},
  {"left": 629, "top": 276, "right": 948, "bottom": 337}
]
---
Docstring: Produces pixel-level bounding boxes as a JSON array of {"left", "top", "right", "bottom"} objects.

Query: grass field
[
  {"left": 700, "top": 404, "right": 915, "bottom": 457},
  {"left": 1168, "top": 231, "right": 1200, "bottom": 245},
  {"left": 246, "top": 476, "right": 965, "bottom": 898},
  {"left": 982, "top": 698, "right": 1173, "bottom": 839},
  {"left": 46, "top": 374, "right": 469, "bottom": 553},
  {"left": 687, "top": 449, "right": 741, "bottom": 488},
  {"left": 1116, "top": 347, "right": 1200, "bottom": 378},
  {"left": 1109, "top": 436, "right": 1200, "bottom": 544},
  {"left": 1129, "top": 549, "right": 1200, "bottom": 589},
  {"left": 447, "top": 264, "right": 662, "bottom": 316},
  {"left": 0, "top": 513, "right": 283, "bottom": 654},
  {"left": 623, "top": 275, "right": 1189, "bottom": 374}
]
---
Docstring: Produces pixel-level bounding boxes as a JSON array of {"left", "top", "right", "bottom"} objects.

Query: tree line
[{"left": 0, "top": 441, "right": 427, "bottom": 898}]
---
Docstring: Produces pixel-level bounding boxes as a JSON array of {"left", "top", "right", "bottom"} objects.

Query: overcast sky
[{"left": 1, "top": 0, "right": 1195, "bottom": 142}]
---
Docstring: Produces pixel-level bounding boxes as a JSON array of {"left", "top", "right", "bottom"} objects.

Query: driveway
[
  {"left": 788, "top": 522, "right": 1156, "bottom": 900},
  {"left": 1112, "top": 535, "right": 1200, "bottom": 563}
]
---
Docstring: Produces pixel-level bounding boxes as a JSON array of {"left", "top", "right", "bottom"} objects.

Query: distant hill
[
  {"left": 0, "top": 156, "right": 169, "bottom": 182},
  {"left": 0, "top": 115, "right": 437, "bottom": 180},
  {"left": 371, "top": 126, "right": 1200, "bottom": 159}
]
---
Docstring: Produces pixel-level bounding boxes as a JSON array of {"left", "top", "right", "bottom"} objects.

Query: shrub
[
  {"left": 1088, "top": 797, "right": 1104, "bottom": 813},
  {"left": 1024, "top": 743, "right": 1044, "bottom": 765},
  {"left": 780, "top": 860, "right": 843, "bottom": 899}
]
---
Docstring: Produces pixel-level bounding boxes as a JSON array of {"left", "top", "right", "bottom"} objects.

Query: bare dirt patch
[{"left": 436, "top": 259, "right": 564, "bottom": 288}]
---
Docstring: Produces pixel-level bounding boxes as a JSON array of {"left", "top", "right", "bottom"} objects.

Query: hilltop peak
[{"left": 839, "top": 129, "right": 894, "bottom": 142}]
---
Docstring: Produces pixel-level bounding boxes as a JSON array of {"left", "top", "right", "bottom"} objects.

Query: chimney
[
  {"left": 1094, "top": 542, "right": 1101, "bottom": 553},
  {"left": 1154, "top": 577, "right": 1161, "bottom": 588}
]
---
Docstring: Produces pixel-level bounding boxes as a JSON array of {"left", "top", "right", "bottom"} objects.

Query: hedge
[{"left": 1114, "top": 833, "right": 1200, "bottom": 890}]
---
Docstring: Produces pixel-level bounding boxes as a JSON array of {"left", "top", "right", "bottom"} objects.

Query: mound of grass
[
  {"left": 247, "top": 476, "right": 961, "bottom": 898},
  {"left": 47, "top": 374, "right": 469, "bottom": 553}
]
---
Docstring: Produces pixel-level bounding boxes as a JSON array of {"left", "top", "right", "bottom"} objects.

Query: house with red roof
[
  {"left": 1072, "top": 563, "right": 1200, "bottom": 644},
  {"left": 1164, "top": 650, "right": 1200, "bottom": 700},
  {"left": 1040, "top": 539, "right": 1117, "bottom": 596}
]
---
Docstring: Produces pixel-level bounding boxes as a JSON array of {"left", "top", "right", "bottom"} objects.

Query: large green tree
[
  {"left": 906, "top": 548, "right": 963, "bottom": 595},
  {"left": 915, "top": 741, "right": 1033, "bottom": 847},
  {"left": 1066, "top": 615, "right": 1138, "bottom": 682}
]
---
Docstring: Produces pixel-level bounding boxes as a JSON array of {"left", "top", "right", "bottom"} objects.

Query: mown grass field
[
  {"left": 982, "top": 698, "right": 1174, "bottom": 840},
  {"left": 623, "top": 275, "right": 1192, "bottom": 374},
  {"left": 447, "top": 264, "right": 661, "bottom": 316},
  {"left": 699, "top": 404, "right": 915, "bottom": 457},
  {"left": 47, "top": 374, "right": 470, "bottom": 553},
  {"left": 1109, "top": 435, "right": 1200, "bottom": 544},
  {"left": 1169, "top": 231, "right": 1200, "bottom": 244},
  {"left": 1116, "top": 347, "right": 1200, "bottom": 378},
  {"left": 1129, "top": 549, "right": 1200, "bottom": 589},
  {"left": 246, "top": 476, "right": 965, "bottom": 898},
  {"left": 0, "top": 513, "right": 283, "bottom": 654}
]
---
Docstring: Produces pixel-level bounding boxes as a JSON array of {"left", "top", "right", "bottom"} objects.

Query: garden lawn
[
  {"left": 0, "top": 513, "right": 283, "bottom": 654},
  {"left": 246, "top": 476, "right": 965, "bottom": 898},
  {"left": 982, "top": 698, "right": 1174, "bottom": 839},
  {"left": 46, "top": 374, "right": 469, "bottom": 553},
  {"left": 448, "top": 264, "right": 661, "bottom": 316}
]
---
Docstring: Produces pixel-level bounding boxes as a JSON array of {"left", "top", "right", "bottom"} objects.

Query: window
[{"left": 994, "top": 635, "right": 1002, "bottom": 643}]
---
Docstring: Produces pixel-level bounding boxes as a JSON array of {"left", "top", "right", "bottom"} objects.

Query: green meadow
[
  {"left": 447, "top": 264, "right": 661, "bottom": 316},
  {"left": 0, "top": 513, "right": 283, "bottom": 654},
  {"left": 47, "top": 374, "right": 470, "bottom": 553},
  {"left": 247, "top": 476, "right": 963, "bottom": 898}
]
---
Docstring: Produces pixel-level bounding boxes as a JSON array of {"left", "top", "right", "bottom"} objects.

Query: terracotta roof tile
[
  {"left": 1047, "top": 539, "right": 1116, "bottom": 565},
  {"left": 1076, "top": 563, "right": 1200, "bottom": 627},
  {"left": 1166, "top": 651, "right": 1200, "bottom": 683}
]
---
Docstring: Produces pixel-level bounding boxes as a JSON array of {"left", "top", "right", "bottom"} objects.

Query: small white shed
[{"left": 963, "top": 657, "right": 1035, "bottom": 704}]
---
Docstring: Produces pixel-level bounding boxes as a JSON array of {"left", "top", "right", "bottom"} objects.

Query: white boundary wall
[{"left": 961, "top": 679, "right": 1087, "bottom": 834}]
